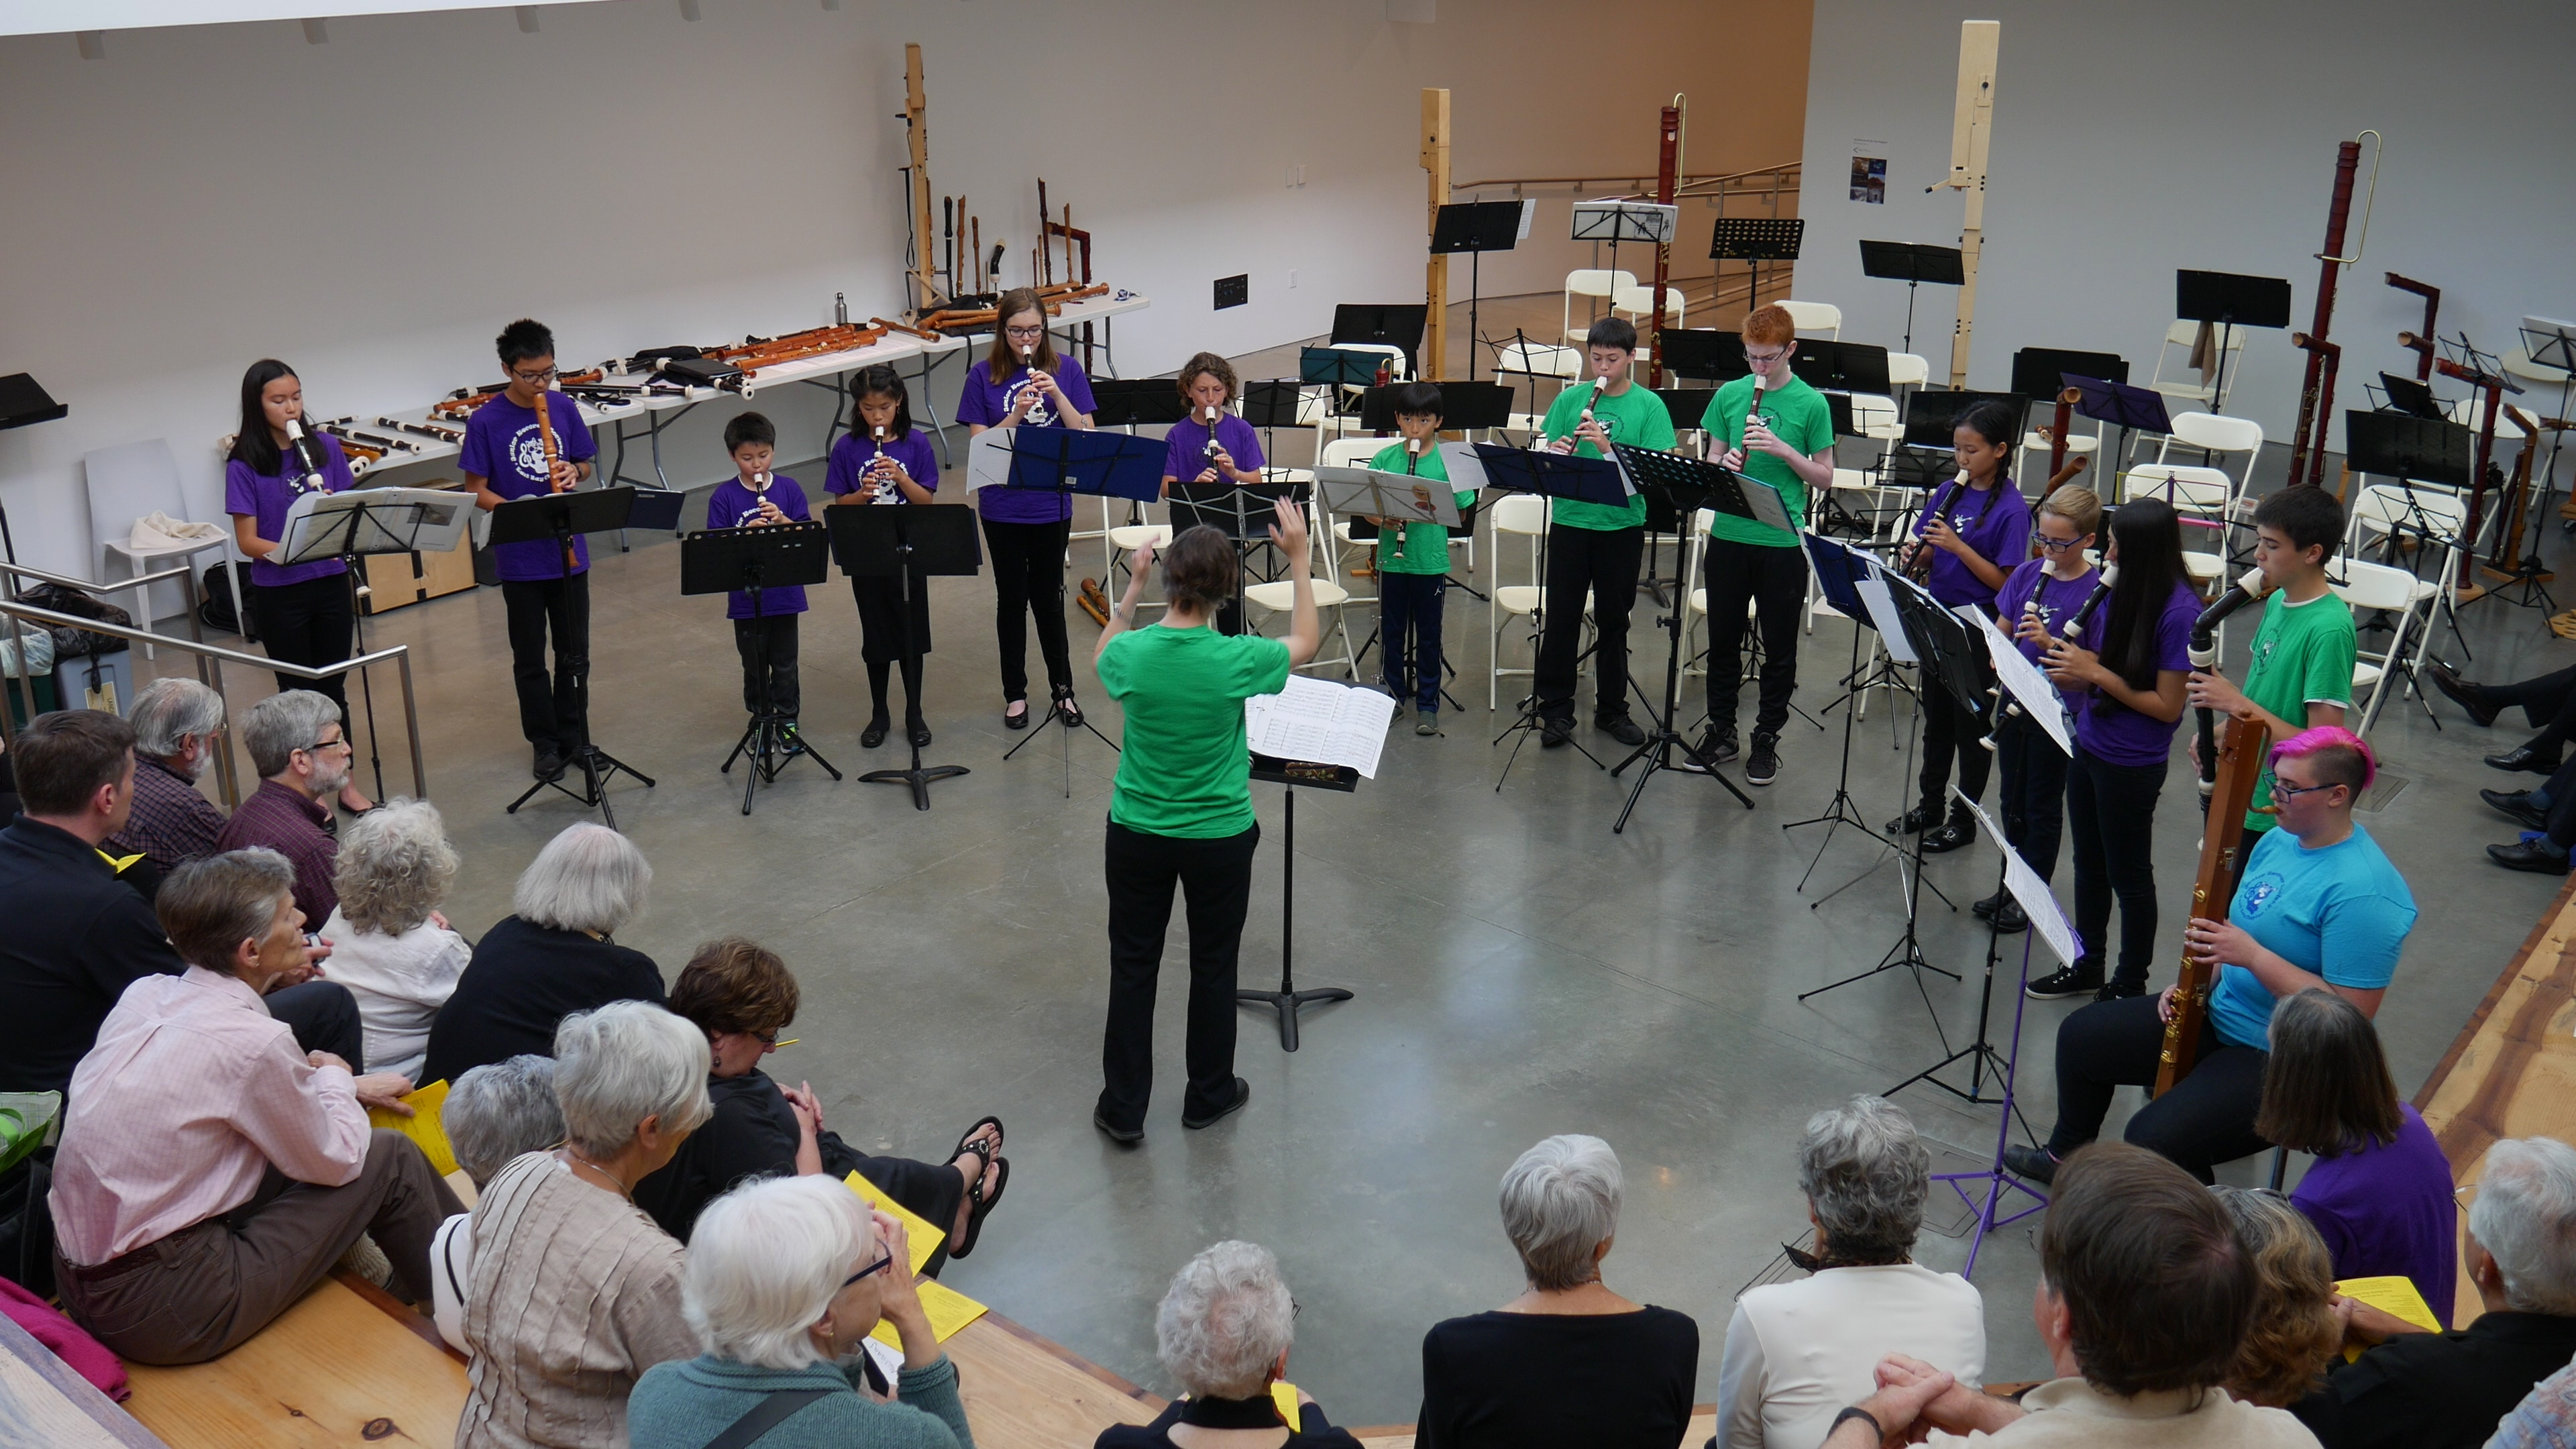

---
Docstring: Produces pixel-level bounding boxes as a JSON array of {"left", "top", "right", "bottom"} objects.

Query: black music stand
[
  {"left": 1330, "top": 304, "right": 1429, "bottom": 382},
  {"left": 1660, "top": 329, "right": 1750, "bottom": 384},
  {"left": 2010, "top": 348, "right": 2127, "bottom": 402},
  {"left": 2065, "top": 373, "right": 2172, "bottom": 476},
  {"left": 2372, "top": 373, "right": 2446, "bottom": 421},
  {"left": 828, "top": 504, "right": 979, "bottom": 810},
  {"left": 1358, "top": 381, "right": 1513, "bottom": 436},
  {"left": 1432, "top": 201, "right": 1525, "bottom": 381},
  {"left": 1792, "top": 340, "right": 1894, "bottom": 398},
  {"left": 1711, "top": 217, "right": 1806, "bottom": 314},
  {"left": 493, "top": 487, "right": 656, "bottom": 826},
  {"left": 1241, "top": 380, "right": 1305, "bottom": 480},
  {"left": 1896, "top": 390, "right": 2029, "bottom": 488},
  {"left": 1858, "top": 241, "right": 1964, "bottom": 356},
  {"left": 680, "top": 521, "right": 842, "bottom": 815},
  {"left": 1089, "top": 378, "right": 1191, "bottom": 429},
  {"left": 1453, "top": 444, "right": 1629, "bottom": 785},
  {"left": 2345, "top": 410, "right": 2487, "bottom": 632},
  {"left": 2175, "top": 270, "right": 2293, "bottom": 417},
  {"left": 1240, "top": 756, "right": 1359, "bottom": 1051},
  {"left": 1607, "top": 447, "right": 1764, "bottom": 826},
  {"left": 1783, "top": 533, "right": 1894, "bottom": 877}
]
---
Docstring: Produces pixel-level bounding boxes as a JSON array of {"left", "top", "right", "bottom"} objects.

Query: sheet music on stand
[
  {"left": 1313, "top": 468, "right": 1463, "bottom": 527},
  {"left": 1952, "top": 791, "right": 2084, "bottom": 969},
  {"left": 277, "top": 486, "right": 474, "bottom": 565},
  {"left": 1963, "top": 607, "right": 2072, "bottom": 757},
  {"left": 1805, "top": 531, "right": 1915, "bottom": 662},
  {"left": 2522, "top": 317, "right": 2576, "bottom": 375},
  {"left": 1244, "top": 675, "right": 1396, "bottom": 779}
]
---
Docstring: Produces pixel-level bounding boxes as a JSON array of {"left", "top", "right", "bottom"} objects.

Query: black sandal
[
  {"left": 952, "top": 1155, "right": 1009, "bottom": 1260},
  {"left": 949, "top": 1115, "right": 1004, "bottom": 1163}
]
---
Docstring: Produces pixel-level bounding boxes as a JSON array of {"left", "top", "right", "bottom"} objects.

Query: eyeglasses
[
  {"left": 2271, "top": 779, "right": 2343, "bottom": 802},
  {"left": 2031, "top": 531, "right": 2086, "bottom": 553},
  {"left": 751, "top": 1028, "right": 795, "bottom": 1048},
  {"left": 299, "top": 737, "right": 353, "bottom": 755},
  {"left": 510, "top": 366, "right": 559, "bottom": 384},
  {"left": 1743, "top": 348, "right": 1789, "bottom": 367},
  {"left": 1004, "top": 325, "right": 1046, "bottom": 340},
  {"left": 841, "top": 1251, "right": 894, "bottom": 1289}
]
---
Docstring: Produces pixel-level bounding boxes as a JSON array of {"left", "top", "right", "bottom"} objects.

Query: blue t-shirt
[
  {"left": 703, "top": 475, "right": 812, "bottom": 619},
  {"left": 2204, "top": 824, "right": 2416, "bottom": 1050},
  {"left": 955, "top": 353, "right": 1097, "bottom": 525},
  {"left": 460, "top": 392, "right": 600, "bottom": 582}
]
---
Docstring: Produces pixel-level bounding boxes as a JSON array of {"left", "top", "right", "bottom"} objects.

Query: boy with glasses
[
  {"left": 1690, "top": 305, "right": 1836, "bottom": 786},
  {"left": 462, "top": 318, "right": 598, "bottom": 784}
]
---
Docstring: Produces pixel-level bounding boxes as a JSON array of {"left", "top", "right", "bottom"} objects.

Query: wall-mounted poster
[{"left": 1850, "top": 142, "right": 1886, "bottom": 204}]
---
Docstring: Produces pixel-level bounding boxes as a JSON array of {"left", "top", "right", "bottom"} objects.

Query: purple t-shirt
[
  {"left": 2073, "top": 580, "right": 2200, "bottom": 767},
  {"left": 956, "top": 352, "right": 1097, "bottom": 525},
  {"left": 460, "top": 392, "right": 600, "bottom": 582},
  {"left": 704, "top": 475, "right": 812, "bottom": 619},
  {"left": 2292, "top": 1103, "right": 2459, "bottom": 1327},
  {"left": 1994, "top": 559, "right": 2102, "bottom": 671},
  {"left": 224, "top": 433, "right": 354, "bottom": 588},
  {"left": 824, "top": 429, "right": 940, "bottom": 503},
  {"left": 1160, "top": 413, "right": 1267, "bottom": 484},
  {"left": 1914, "top": 476, "right": 2032, "bottom": 611}
]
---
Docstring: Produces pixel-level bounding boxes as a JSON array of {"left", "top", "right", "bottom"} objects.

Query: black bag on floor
[
  {"left": 199, "top": 563, "right": 258, "bottom": 640},
  {"left": 20, "top": 583, "right": 129, "bottom": 658}
]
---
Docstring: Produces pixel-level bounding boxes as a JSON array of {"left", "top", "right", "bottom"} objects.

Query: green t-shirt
[
  {"left": 1538, "top": 382, "right": 1674, "bottom": 531},
  {"left": 1366, "top": 442, "right": 1474, "bottom": 576},
  {"left": 1095, "top": 625, "right": 1293, "bottom": 837},
  {"left": 1700, "top": 374, "right": 1834, "bottom": 547},
  {"left": 2237, "top": 588, "right": 2357, "bottom": 831}
]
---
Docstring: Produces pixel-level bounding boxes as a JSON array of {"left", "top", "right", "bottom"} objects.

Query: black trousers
[
  {"left": 1702, "top": 537, "right": 1808, "bottom": 739},
  {"left": 2066, "top": 744, "right": 2171, "bottom": 989},
  {"left": 252, "top": 574, "right": 354, "bottom": 724},
  {"left": 1917, "top": 667, "right": 1993, "bottom": 814},
  {"left": 1098, "top": 820, "right": 1259, "bottom": 1132},
  {"left": 731, "top": 614, "right": 801, "bottom": 719},
  {"left": 268, "top": 979, "right": 366, "bottom": 1070},
  {"left": 500, "top": 574, "right": 590, "bottom": 755},
  {"left": 1995, "top": 710, "right": 2070, "bottom": 883},
  {"left": 1535, "top": 524, "right": 1644, "bottom": 724},
  {"left": 982, "top": 518, "right": 1074, "bottom": 704},
  {"left": 2045, "top": 992, "right": 2268, "bottom": 1183},
  {"left": 2488, "top": 663, "right": 2576, "bottom": 757},
  {"left": 816, "top": 1134, "right": 966, "bottom": 1277},
  {"left": 1379, "top": 572, "right": 1447, "bottom": 710}
]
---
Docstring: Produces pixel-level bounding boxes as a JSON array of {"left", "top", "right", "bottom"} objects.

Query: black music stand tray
[
  {"left": 1858, "top": 241, "right": 1964, "bottom": 356},
  {"left": 1711, "top": 217, "right": 1805, "bottom": 313},
  {"left": 1433, "top": 201, "right": 1525, "bottom": 382},
  {"left": 1458, "top": 444, "right": 1629, "bottom": 786},
  {"left": 1239, "top": 756, "right": 1359, "bottom": 1051},
  {"left": 1607, "top": 446, "right": 1761, "bottom": 825},
  {"left": 2064, "top": 374, "right": 2171, "bottom": 476},
  {"left": 829, "top": 504, "right": 981, "bottom": 810},
  {"left": 493, "top": 487, "right": 656, "bottom": 826},
  {"left": 2175, "top": 270, "right": 2293, "bottom": 417},
  {"left": 680, "top": 522, "right": 841, "bottom": 815},
  {"left": 1242, "top": 380, "right": 1304, "bottom": 481}
]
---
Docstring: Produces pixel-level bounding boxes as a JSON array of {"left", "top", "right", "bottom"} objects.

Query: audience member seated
[
  {"left": 2257, "top": 988, "right": 2457, "bottom": 1323},
  {"left": 2426, "top": 659, "right": 2576, "bottom": 774},
  {"left": 458, "top": 1000, "right": 709, "bottom": 1449},
  {"left": 632, "top": 938, "right": 1007, "bottom": 1266},
  {"left": 1096, "top": 1240, "right": 1361, "bottom": 1449},
  {"left": 422, "top": 822, "right": 664, "bottom": 1085},
  {"left": 317, "top": 797, "right": 469, "bottom": 1081},
  {"left": 632, "top": 1175, "right": 975, "bottom": 1449},
  {"left": 105, "top": 676, "right": 229, "bottom": 876},
  {"left": 1415, "top": 1134, "right": 1699, "bottom": 1449},
  {"left": 2292, "top": 1136, "right": 2576, "bottom": 1449},
  {"left": 213, "top": 689, "right": 348, "bottom": 924},
  {"left": 1822, "top": 1142, "right": 2313, "bottom": 1448},
  {"left": 47, "top": 850, "right": 455, "bottom": 1364},
  {"left": 2477, "top": 754, "right": 2576, "bottom": 873},
  {"left": 1717, "top": 1097, "right": 1984, "bottom": 1449},
  {"left": 2213, "top": 1186, "right": 2343, "bottom": 1408},
  {"left": 2010, "top": 727, "right": 2416, "bottom": 1186},
  {"left": 431, "top": 1055, "right": 566, "bottom": 1352},
  {"left": 2485, "top": 1356, "right": 2576, "bottom": 1449}
]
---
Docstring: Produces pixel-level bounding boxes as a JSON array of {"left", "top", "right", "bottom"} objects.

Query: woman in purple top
[
  {"left": 1157, "top": 352, "right": 1268, "bottom": 496},
  {"left": 956, "top": 287, "right": 1099, "bottom": 730},
  {"left": 1981, "top": 484, "right": 2102, "bottom": 932},
  {"left": 2257, "top": 988, "right": 2458, "bottom": 1324},
  {"left": 826, "top": 365, "right": 943, "bottom": 747},
  {"left": 704, "top": 412, "right": 811, "bottom": 732},
  {"left": 1890, "top": 400, "right": 2032, "bottom": 855},
  {"left": 223, "top": 358, "right": 372, "bottom": 813},
  {"left": 2027, "top": 497, "right": 2198, "bottom": 1000}
]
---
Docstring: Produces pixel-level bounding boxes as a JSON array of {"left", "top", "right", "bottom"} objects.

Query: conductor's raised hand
[
  {"left": 1128, "top": 535, "right": 1157, "bottom": 580},
  {"left": 1268, "top": 497, "right": 1309, "bottom": 557}
]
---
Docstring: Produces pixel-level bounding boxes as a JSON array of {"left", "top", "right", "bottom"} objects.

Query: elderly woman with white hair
[
  {"left": 315, "top": 798, "right": 469, "bottom": 1081},
  {"left": 1715, "top": 1097, "right": 1983, "bottom": 1449},
  {"left": 421, "top": 821, "right": 663, "bottom": 1085},
  {"left": 629, "top": 1175, "right": 972, "bottom": 1449},
  {"left": 1094, "top": 1240, "right": 1362, "bottom": 1448},
  {"left": 1416, "top": 1134, "right": 1699, "bottom": 1449},
  {"left": 458, "top": 1000, "right": 710, "bottom": 1449}
]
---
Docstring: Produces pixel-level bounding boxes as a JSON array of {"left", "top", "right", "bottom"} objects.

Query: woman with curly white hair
[
  {"left": 1094, "top": 1240, "right": 1361, "bottom": 1448},
  {"left": 316, "top": 798, "right": 468, "bottom": 1080}
]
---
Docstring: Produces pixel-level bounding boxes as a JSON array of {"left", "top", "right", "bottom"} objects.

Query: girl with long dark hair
[
  {"left": 223, "top": 358, "right": 372, "bottom": 812},
  {"left": 826, "top": 365, "right": 941, "bottom": 746}
]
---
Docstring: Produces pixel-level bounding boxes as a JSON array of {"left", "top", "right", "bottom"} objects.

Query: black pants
[
  {"left": 1995, "top": 710, "right": 2070, "bottom": 882},
  {"left": 982, "top": 517, "right": 1073, "bottom": 704},
  {"left": 500, "top": 574, "right": 590, "bottom": 755},
  {"left": 2066, "top": 745, "right": 2171, "bottom": 989},
  {"left": 1917, "top": 667, "right": 1992, "bottom": 814},
  {"left": 817, "top": 1134, "right": 967, "bottom": 1277},
  {"left": 1536, "top": 524, "right": 1643, "bottom": 724},
  {"left": 731, "top": 614, "right": 800, "bottom": 719},
  {"left": 2489, "top": 663, "right": 2576, "bottom": 758},
  {"left": 268, "top": 979, "right": 366, "bottom": 1070},
  {"left": 1379, "top": 572, "right": 1447, "bottom": 710},
  {"left": 1098, "top": 820, "right": 1259, "bottom": 1133},
  {"left": 252, "top": 574, "right": 354, "bottom": 725},
  {"left": 1702, "top": 537, "right": 1808, "bottom": 739},
  {"left": 2045, "top": 993, "right": 2268, "bottom": 1183}
]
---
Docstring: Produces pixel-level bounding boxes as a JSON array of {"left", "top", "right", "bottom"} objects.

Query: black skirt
[{"left": 851, "top": 573, "right": 933, "bottom": 663}]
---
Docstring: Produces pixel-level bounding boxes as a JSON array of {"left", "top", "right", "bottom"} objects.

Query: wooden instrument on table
[
  {"left": 2285, "top": 133, "right": 2380, "bottom": 492},
  {"left": 377, "top": 416, "right": 463, "bottom": 444},
  {"left": 917, "top": 282, "right": 1110, "bottom": 337},
  {"left": 872, "top": 316, "right": 942, "bottom": 342},
  {"left": 704, "top": 324, "right": 890, "bottom": 382},
  {"left": 2155, "top": 712, "right": 2270, "bottom": 1095},
  {"left": 433, "top": 370, "right": 602, "bottom": 418}
]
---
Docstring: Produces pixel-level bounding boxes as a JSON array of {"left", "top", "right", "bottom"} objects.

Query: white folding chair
[
  {"left": 1612, "top": 284, "right": 1685, "bottom": 332},
  {"left": 1242, "top": 496, "right": 1357, "bottom": 679},
  {"left": 2343, "top": 480, "right": 2469, "bottom": 673},
  {"left": 1778, "top": 300, "right": 1842, "bottom": 339},
  {"left": 2124, "top": 464, "right": 2235, "bottom": 588},
  {"left": 1562, "top": 269, "right": 1638, "bottom": 343},
  {"left": 2327, "top": 557, "right": 2430, "bottom": 744},
  {"left": 83, "top": 439, "right": 233, "bottom": 653},
  {"left": 1487, "top": 493, "right": 1550, "bottom": 709},
  {"left": 2146, "top": 319, "right": 2247, "bottom": 412}
]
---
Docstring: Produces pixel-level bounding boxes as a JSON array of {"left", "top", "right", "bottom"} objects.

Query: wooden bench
[{"left": 0, "top": 1298, "right": 166, "bottom": 1449}]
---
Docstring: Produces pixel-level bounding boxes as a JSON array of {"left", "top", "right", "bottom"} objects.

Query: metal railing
[{"left": 0, "top": 571, "right": 426, "bottom": 807}]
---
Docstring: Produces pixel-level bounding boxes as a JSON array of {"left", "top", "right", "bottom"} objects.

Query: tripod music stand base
[
  {"left": 861, "top": 761, "right": 970, "bottom": 811},
  {"left": 1235, "top": 984, "right": 1354, "bottom": 1053},
  {"left": 721, "top": 716, "right": 843, "bottom": 816},
  {"left": 507, "top": 745, "right": 655, "bottom": 830}
]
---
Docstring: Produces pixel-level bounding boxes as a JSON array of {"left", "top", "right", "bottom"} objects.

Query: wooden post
[
  {"left": 1935, "top": 21, "right": 1999, "bottom": 389},
  {"left": 904, "top": 44, "right": 935, "bottom": 315},
  {"left": 1421, "top": 88, "right": 1451, "bottom": 382}
]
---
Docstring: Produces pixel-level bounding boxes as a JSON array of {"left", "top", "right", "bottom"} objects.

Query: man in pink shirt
[{"left": 48, "top": 849, "right": 461, "bottom": 1364}]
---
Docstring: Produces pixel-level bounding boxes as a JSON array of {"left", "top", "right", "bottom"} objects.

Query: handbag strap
[{"left": 703, "top": 1386, "right": 836, "bottom": 1449}]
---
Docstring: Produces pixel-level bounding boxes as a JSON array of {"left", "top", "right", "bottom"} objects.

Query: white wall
[
  {"left": 1795, "top": 0, "right": 2576, "bottom": 450},
  {"left": 0, "top": 0, "right": 1805, "bottom": 582}
]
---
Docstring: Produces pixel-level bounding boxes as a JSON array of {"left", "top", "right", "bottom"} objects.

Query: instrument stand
[
  {"left": 1923, "top": 924, "right": 2049, "bottom": 1279},
  {"left": 679, "top": 521, "right": 841, "bottom": 816},
  {"left": 489, "top": 490, "right": 657, "bottom": 828},
  {"left": 828, "top": 504, "right": 983, "bottom": 811},
  {"left": 1236, "top": 767, "right": 1358, "bottom": 1052}
]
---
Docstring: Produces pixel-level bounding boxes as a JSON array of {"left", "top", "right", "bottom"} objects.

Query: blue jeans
[{"left": 1379, "top": 572, "right": 1447, "bottom": 709}]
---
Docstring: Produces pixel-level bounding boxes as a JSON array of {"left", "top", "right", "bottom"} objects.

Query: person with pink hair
[{"left": 2005, "top": 726, "right": 2416, "bottom": 1186}]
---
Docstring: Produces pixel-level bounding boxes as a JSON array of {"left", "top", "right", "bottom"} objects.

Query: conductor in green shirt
[
  {"left": 1090, "top": 502, "right": 1320, "bottom": 1145},
  {"left": 1534, "top": 317, "right": 1677, "bottom": 749}
]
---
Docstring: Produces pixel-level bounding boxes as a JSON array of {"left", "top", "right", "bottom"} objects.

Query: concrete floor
[{"left": 138, "top": 296, "right": 2571, "bottom": 1425}]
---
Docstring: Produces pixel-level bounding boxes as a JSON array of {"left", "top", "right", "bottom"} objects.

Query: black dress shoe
[
  {"left": 2002, "top": 1143, "right": 2060, "bottom": 1187},
  {"left": 861, "top": 716, "right": 891, "bottom": 749},
  {"left": 2095, "top": 978, "right": 2147, "bottom": 1002},
  {"left": 1597, "top": 714, "right": 1646, "bottom": 747},
  {"left": 1886, "top": 803, "right": 1940, "bottom": 835},
  {"left": 2487, "top": 745, "right": 2561, "bottom": 775},
  {"left": 1181, "top": 1077, "right": 1251, "bottom": 1130},
  {"left": 2489, "top": 839, "right": 2573, "bottom": 873},
  {"left": 909, "top": 718, "right": 934, "bottom": 748},
  {"left": 2426, "top": 661, "right": 2498, "bottom": 727},
  {"left": 1919, "top": 818, "right": 1976, "bottom": 854},
  {"left": 1972, "top": 889, "right": 2006, "bottom": 919},
  {"left": 1092, "top": 1109, "right": 1143, "bottom": 1145},
  {"left": 533, "top": 747, "right": 566, "bottom": 783},
  {"left": 1990, "top": 898, "right": 2029, "bottom": 933},
  {"left": 2483, "top": 788, "right": 2550, "bottom": 831},
  {"left": 1540, "top": 718, "right": 1573, "bottom": 748}
]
